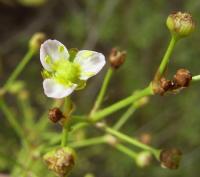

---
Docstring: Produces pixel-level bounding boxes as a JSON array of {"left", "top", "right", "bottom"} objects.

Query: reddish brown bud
[
  {"left": 173, "top": 68, "right": 192, "bottom": 87},
  {"left": 139, "top": 133, "right": 152, "bottom": 145},
  {"left": 48, "top": 108, "right": 64, "bottom": 123},
  {"left": 153, "top": 78, "right": 174, "bottom": 95},
  {"left": 160, "top": 148, "right": 182, "bottom": 169},
  {"left": 160, "top": 78, "right": 172, "bottom": 92},
  {"left": 109, "top": 48, "right": 127, "bottom": 69}
]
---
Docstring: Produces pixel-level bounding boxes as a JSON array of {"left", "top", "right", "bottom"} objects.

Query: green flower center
[
  {"left": 53, "top": 59, "right": 81, "bottom": 86},
  {"left": 42, "top": 56, "right": 82, "bottom": 87}
]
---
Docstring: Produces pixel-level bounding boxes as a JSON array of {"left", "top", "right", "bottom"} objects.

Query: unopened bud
[
  {"left": 48, "top": 108, "right": 65, "bottom": 123},
  {"left": 104, "top": 135, "right": 118, "bottom": 146},
  {"left": 109, "top": 48, "right": 127, "bottom": 69},
  {"left": 95, "top": 121, "right": 106, "bottom": 129},
  {"left": 136, "top": 151, "right": 152, "bottom": 168},
  {"left": 173, "top": 68, "right": 192, "bottom": 87},
  {"left": 160, "top": 148, "right": 182, "bottom": 169},
  {"left": 138, "top": 133, "right": 152, "bottom": 145},
  {"left": 84, "top": 173, "right": 95, "bottom": 177},
  {"left": 29, "top": 32, "right": 46, "bottom": 52},
  {"left": 166, "top": 12, "right": 195, "bottom": 38},
  {"left": 43, "top": 147, "right": 76, "bottom": 177}
]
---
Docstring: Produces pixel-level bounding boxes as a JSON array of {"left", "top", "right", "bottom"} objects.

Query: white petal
[
  {"left": 74, "top": 50, "right": 106, "bottom": 80},
  {"left": 40, "top": 39, "right": 69, "bottom": 71},
  {"left": 43, "top": 79, "right": 77, "bottom": 98}
]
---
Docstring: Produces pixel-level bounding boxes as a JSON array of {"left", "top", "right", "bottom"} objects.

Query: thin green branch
[
  {"left": 90, "top": 85, "right": 153, "bottom": 122},
  {"left": 1, "top": 48, "right": 35, "bottom": 94},
  {"left": 70, "top": 136, "right": 106, "bottom": 148},
  {"left": 104, "top": 126, "right": 160, "bottom": 159},
  {"left": 113, "top": 104, "right": 136, "bottom": 130},
  {"left": 115, "top": 143, "right": 137, "bottom": 159},
  {"left": 90, "top": 68, "right": 113, "bottom": 115},
  {"left": 192, "top": 75, "right": 200, "bottom": 82},
  {"left": 154, "top": 36, "right": 178, "bottom": 81},
  {"left": 0, "top": 98, "right": 28, "bottom": 146},
  {"left": 61, "top": 96, "right": 72, "bottom": 147}
]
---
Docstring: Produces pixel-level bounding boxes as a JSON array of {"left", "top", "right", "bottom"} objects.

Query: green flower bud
[
  {"left": 43, "top": 147, "right": 76, "bottom": 177},
  {"left": 29, "top": 32, "right": 46, "bottom": 52},
  {"left": 84, "top": 173, "right": 95, "bottom": 177},
  {"left": 166, "top": 12, "right": 195, "bottom": 39},
  {"left": 136, "top": 151, "right": 152, "bottom": 168}
]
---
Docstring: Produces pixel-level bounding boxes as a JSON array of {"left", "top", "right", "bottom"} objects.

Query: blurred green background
[{"left": 0, "top": 0, "right": 200, "bottom": 177}]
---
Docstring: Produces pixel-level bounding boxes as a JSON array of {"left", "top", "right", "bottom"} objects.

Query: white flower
[{"left": 40, "top": 39, "right": 106, "bottom": 98}]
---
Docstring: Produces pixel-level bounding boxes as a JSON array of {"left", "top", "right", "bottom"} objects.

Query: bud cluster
[{"left": 153, "top": 68, "right": 192, "bottom": 95}]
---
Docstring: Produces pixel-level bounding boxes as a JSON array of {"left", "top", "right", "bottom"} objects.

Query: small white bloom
[{"left": 40, "top": 39, "right": 106, "bottom": 98}]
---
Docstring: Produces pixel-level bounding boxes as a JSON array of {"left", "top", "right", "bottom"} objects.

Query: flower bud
[
  {"left": 166, "top": 12, "right": 195, "bottom": 38},
  {"left": 84, "top": 173, "right": 95, "bottom": 177},
  {"left": 29, "top": 32, "right": 46, "bottom": 52},
  {"left": 136, "top": 151, "right": 152, "bottom": 168},
  {"left": 43, "top": 147, "right": 76, "bottom": 177},
  {"left": 173, "top": 68, "right": 192, "bottom": 87},
  {"left": 160, "top": 148, "right": 182, "bottom": 169},
  {"left": 138, "top": 132, "right": 152, "bottom": 145},
  {"left": 48, "top": 108, "right": 65, "bottom": 123},
  {"left": 109, "top": 48, "right": 127, "bottom": 69},
  {"left": 104, "top": 135, "right": 118, "bottom": 146}
]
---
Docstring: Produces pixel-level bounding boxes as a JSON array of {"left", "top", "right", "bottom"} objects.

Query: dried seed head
[
  {"left": 173, "top": 68, "right": 192, "bottom": 87},
  {"left": 160, "top": 148, "right": 182, "bottom": 169},
  {"left": 166, "top": 12, "right": 195, "bottom": 38},
  {"left": 43, "top": 147, "right": 76, "bottom": 177},
  {"left": 48, "top": 108, "right": 64, "bottom": 123},
  {"left": 29, "top": 32, "right": 46, "bottom": 51},
  {"left": 109, "top": 48, "right": 127, "bottom": 69}
]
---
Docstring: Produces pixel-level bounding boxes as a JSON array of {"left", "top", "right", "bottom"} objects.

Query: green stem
[
  {"left": 1, "top": 48, "right": 35, "bottom": 94},
  {"left": 70, "top": 136, "right": 106, "bottom": 148},
  {"left": 70, "top": 122, "right": 90, "bottom": 133},
  {"left": 104, "top": 126, "right": 160, "bottom": 158},
  {"left": 154, "top": 36, "right": 177, "bottom": 80},
  {"left": 0, "top": 98, "right": 28, "bottom": 146},
  {"left": 90, "top": 68, "right": 113, "bottom": 114},
  {"left": 90, "top": 85, "right": 153, "bottom": 122},
  {"left": 192, "top": 75, "right": 200, "bottom": 82},
  {"left": 17, "top": 94, "right": 34, "bottom": 129},
  {"left": 115, "top": 143, "right": 137, "bottom": 159},
  {"left": 61, "top": 97, "right": 72, "bottom": 147},
  {"left": 113, "top": 104, "right": 136, "bottom": 130}
]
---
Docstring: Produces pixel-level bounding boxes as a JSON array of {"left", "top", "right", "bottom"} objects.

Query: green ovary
[{"left": 53, "top": 59, "right": 81, "bottom": 86}]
